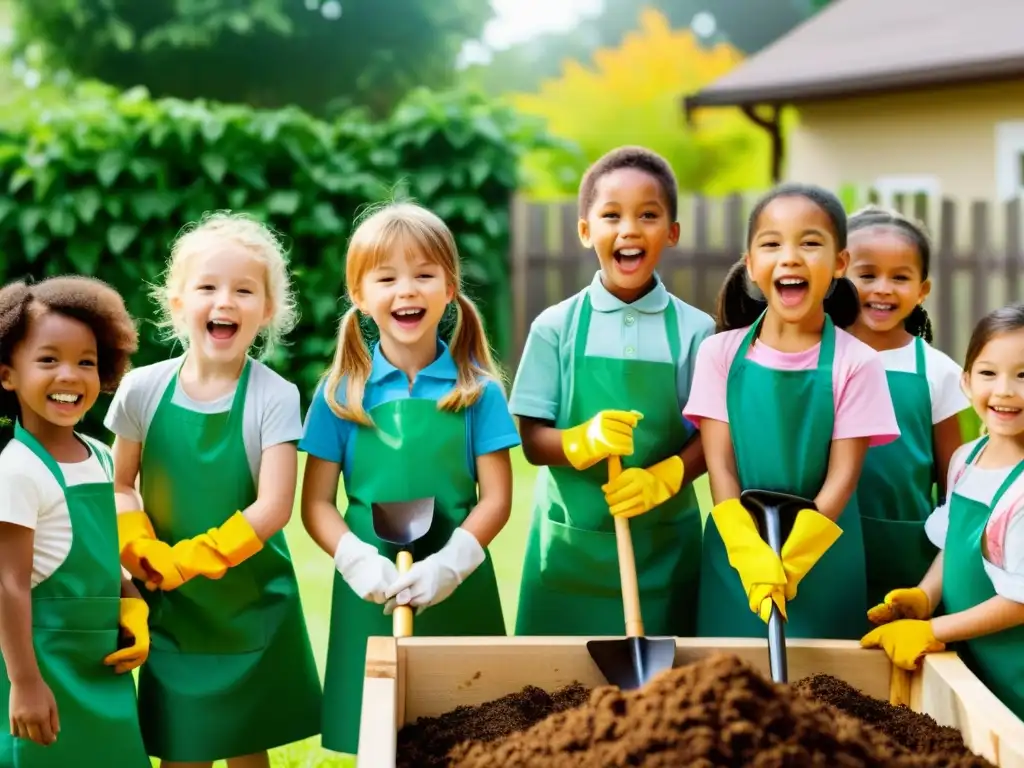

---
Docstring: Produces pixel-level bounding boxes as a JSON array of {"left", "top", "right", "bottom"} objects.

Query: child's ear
[
  {"left": 960, "top": 370, "right": 971, "bottom": 399},
  {"left": 834, "top": 248, "right": 850, "bottom": 277},
  {"left": 578, "top": 218, "right": 592, "bottom": 249},
  {"left": 0, "top": 365, "right": 14, "bottom": 392},
  {"left": 919, "top": 277, "right": 932, "bottom": 304},
  {"left": 668, "top": 221, "right": 680, "bottom": 247}
]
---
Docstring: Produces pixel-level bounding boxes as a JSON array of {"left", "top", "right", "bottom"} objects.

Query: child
[
  {"left": 510, "top": 146, "right": 715, "bottom": 638},
  {"left": 300, "top": 201, "right": 519, "bottom": 755},
  {"left": 0, "top": 276, "right": 149, "bottom": 766},
  {"left": 104, "top": 212, "right": 322, "bottom": 768},
  {"left": 846, "top": 206, "right": 968, "bottom": 610},
  {"left": 683, "top": 183, "right": 900, "bottom": 640},
  {"left": 862, "top": 304, "right": 1024, "bottom": 720}
]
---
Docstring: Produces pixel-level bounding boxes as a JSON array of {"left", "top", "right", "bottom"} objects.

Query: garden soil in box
[{"left": 396, "top": 653, "right": 996, "bottom": 767}]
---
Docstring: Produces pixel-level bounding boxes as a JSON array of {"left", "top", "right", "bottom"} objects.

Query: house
[{"left": 683, "top": 0, "right": 1024, "bottom": 203}]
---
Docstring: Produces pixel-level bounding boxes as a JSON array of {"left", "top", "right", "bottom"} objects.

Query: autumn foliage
[{"left": 511, "top": 8, "right": 772, "bottom": 198}]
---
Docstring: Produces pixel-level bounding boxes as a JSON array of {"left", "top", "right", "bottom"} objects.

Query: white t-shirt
[
  {"left": 877, "top": 339, "right": 968, "bottom": 424},
  {"left": 0, "top": 438, "right": 113, "bottom": 587},
  {"left": 926, "top": 439, "right": 1024, "bottom": 602},
  {"left": 104, "top": 356, "right": 303, "bottom": 486}
]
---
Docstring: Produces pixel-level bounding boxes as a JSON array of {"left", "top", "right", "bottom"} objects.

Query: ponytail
[
  {"left": 904, "top": 304, "right": 934, "bottom": 344},
  {"left": 323, "top": 306, "right": 375, "bottom": 426},
  {"left": 437, "top": 292, "right": 506, "bottom": 412},
  {"left": 715, "top": 261, "right": 860, "bottom": 332}
]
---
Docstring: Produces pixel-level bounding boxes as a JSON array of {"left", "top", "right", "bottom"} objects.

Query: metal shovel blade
[
  {"left": 370, "top": 498, "right": 435, "bottom": 546},
  {"left": 740, "top": 489, "right": 818, "bottom": 684},
  {"left": 586, "top": 635, "right": 677, "bottom": 691}
]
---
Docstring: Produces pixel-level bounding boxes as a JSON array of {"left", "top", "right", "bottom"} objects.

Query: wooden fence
[{"left": 507, "top": 192, "right": 1024, "bottom": 370}]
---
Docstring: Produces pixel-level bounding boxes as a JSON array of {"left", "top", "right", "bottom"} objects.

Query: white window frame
[{"left": 995, "top": 121, "right": 1024, "bottom": 202}]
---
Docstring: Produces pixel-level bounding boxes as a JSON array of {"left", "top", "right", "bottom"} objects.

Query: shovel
[
  {"left": 371, "top": 498, "right": 435, "bottom": 638},
  {"left": 586, "top": 456, "right": 677, "bottom": 691},
  {"left": 739, "top": 489, "right": 816, "bottom": 684}
]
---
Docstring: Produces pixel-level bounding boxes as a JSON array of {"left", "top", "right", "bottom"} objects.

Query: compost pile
[{"left": 397, "top": 653, "right": 995, "bottom": 768}]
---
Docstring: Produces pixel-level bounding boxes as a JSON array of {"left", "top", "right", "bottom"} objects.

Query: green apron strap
[
  {"left": 988, "top": 457, "right": 1024, "bottom": 509},
  {"left": 964, "top": 437, "right": 989, "bottom": 467},
  {"left": 81, "top": 435, "right": 113, "bottom": 481},
  {"left": 14, "top": 421, "right": 67, "bottom": 490},
  {"left": 664, "top": 301, "right": 681, "bottom": 361},
  {"left": 914, "top": 336, "right": 927, "bottom": 377}
]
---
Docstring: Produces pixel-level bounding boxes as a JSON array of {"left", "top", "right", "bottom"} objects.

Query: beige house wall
[{"left": 785, "top": 79, "right": 1024, "bottom": 204}]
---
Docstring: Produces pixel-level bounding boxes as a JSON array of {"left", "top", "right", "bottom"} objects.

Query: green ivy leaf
[
  {"left": 96, "top": 152, "right": 126, "bottom": 188},
  {"left": 130, "top": 190, "right": 179, "bottom": 221},
  {"left": 68, "top": 239, "right": 102, "bottom": 274},
  {"left": 200, "top": 153, "right": 228, "bottom": 183},
  {"left": 73, "top": 189, "right": 102, "bottom": 224},
  {"left": 107, "top": 223, "right": 139, "bottom": 255},
  {"left": 46, "top": 207, "right": 76, "bottom": 238},
  {"left": 266, "top": 190, "right": 301, "bottom": 215}
]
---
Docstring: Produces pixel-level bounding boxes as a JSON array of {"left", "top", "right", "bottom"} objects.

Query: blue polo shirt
[{"left": 300, "top": 340, "right": 521, "bottom": 479}]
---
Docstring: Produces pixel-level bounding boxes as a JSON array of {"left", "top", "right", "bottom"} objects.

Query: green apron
[
  {"left": 859, "top": 338, "right": 939, "bottom": 609},
  {"left": 137, "top": 359, "right": 321, "bottom": 762},
  {"left": 0, "top": 423, "right": 149, "bottom": 768},
  {"left": 321, "top": 396, "right": 506, "bottom": 755},
  {"left": 697, "top": 313, "right": 868, "bottom": 640},
  {"left": 514, "top": 292, "right": 703, "bottom": 637},
  {"left": 943, "top": 438, "right": 1024, "bottom": 720}
]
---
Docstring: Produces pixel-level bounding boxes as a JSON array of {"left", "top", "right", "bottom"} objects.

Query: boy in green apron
[
  {"left": 300, "top": 202, "right": 520, "bottom": 756},
  {"left": 510, "top": 146, "right": 714, "bottom": 638},
  {"left": 0, "top": 276, "right": 150, "bottom": 767},
  {"left": 684, "top": 183, "right": 900, "bottom": 639},
  {"left": 845, "top": 206, "right": 968, "bottom": 611},
  {"left": 105, "top": 213, "right": 322, "bottom": 767},
  {"left": 863, "top": 304, "right": 1024, "bottom": 721}
]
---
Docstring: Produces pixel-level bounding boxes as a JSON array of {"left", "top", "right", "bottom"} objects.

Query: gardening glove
[
  {"left": 156, "top": 511, "right": 264, "bottom": 591},
  {"left": 603, "top": 455, "right": 684, "bottom": 519},
  {"left": 711, "top": 499, "right": 787, "bottom": 622},
  {"left": 335, "top": 532, "right": 399, "bottom": 604},
  {"left": 103, "top": 598, "right": 150, "bottom": 674},
  {"left": 561, "top": 410, "right": 643, "bottom": 471},
  {"left": 780, "top": 509, "right": 843, "bottom": 600},
  {"left": 384, "top": 528, "right": 485, "bottom": 615},
  {"left": 117, "top": 511, "right": 177, "bottom": 586},
  {"left": 860, "top": 619, "right": 945, "bottom": 670},
  {"left": 867, "top": 587, "right": 933, "bottom": 625}
]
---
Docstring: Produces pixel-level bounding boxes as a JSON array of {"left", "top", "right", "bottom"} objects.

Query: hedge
[{"left": 0, "top": 81, "right": 566, "bottom": 436}]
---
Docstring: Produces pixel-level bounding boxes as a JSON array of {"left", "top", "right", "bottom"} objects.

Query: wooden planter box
[{"left": 357, "top": 636, "right": 1024, "bottom": 768}]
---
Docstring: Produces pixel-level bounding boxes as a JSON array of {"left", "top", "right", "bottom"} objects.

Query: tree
[
  {"left": 510, "top": 9, "right": 771, "bottom": 198},
  {"left": 9, "top": 0, "right": 494, "bottom": 116}
]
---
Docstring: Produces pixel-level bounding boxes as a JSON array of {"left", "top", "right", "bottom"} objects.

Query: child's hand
[
  {"left": 860, "top": 619, "right": 945, "bottom": 669},
  {"left": 104, "top": 597, "right": 151, "bottom": 674},
  {"left": 603, "top": 456, "right": 684, "bottom": 518},
  {"left": 867, "top": 587, "right": 932, "bottom": 624},
  {"left": 334, "top": 532, "right": 399, "bottom": 604},
  {"left": 9, "top": 676, "right": 59, "bottom": 746},
  {"left": 384, "top": 528, "right": 484, "bottom": 615},
  {"left": 561, "top": 410, "right": 643, "bottom": 471}
]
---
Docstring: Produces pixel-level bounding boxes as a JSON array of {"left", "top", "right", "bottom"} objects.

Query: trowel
[
  {"left": 371, "top": 497, "right": 435, "bottom": 638},
  {"left": 739, "top": 489, "right": 817, "bottom": 684},
  {"left": 587, "top": 456, "right": 677, "bottom": 691}
]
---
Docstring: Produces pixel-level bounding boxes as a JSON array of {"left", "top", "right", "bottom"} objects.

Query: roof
[{"left": 684, "top": 0, "right": 1024, "bottom": 110}]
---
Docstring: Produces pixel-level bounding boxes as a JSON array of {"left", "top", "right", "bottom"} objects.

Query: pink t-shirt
[{"left": 683, "top": 326, "right": 900, "bottom": 447}]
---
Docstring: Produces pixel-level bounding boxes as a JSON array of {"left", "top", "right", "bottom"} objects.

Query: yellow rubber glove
[
  {"left": 867, "top": 587, "right": 932, "bottom": 625},
  {"left": 860, "top": 619, "right": 945, "bottom": 670},
  {"left": 711, "top": 499, "right": 787, "bottom": 622},
  {"left": 561, "top": 410, "right": 643, "bottom": 471},
  {"left": 603, "top": 456, "right": 684, "bottom": 519},
  {"left": 157, "top": 512, "right": 264, "bottom": 591},
  {"left": 780, "top": 509, "right": 842, "bottom": 600},
  {"left": 117, "top": 511, "right": 178, "bottom": 586},
  {"left": 103, "top": 598, "right": 150, "bottom": 674}
]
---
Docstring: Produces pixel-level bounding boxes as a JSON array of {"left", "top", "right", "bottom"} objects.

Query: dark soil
[{"left": 396, "top": 653, "right": 996, "bottom": 767}]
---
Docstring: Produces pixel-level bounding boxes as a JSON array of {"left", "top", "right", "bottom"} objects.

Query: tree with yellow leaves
[{"left": 510, "top": 8, "right": 772, "bottom": 199}]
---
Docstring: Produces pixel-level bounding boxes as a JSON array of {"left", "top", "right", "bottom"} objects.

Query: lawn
[{"left": 164, "top": 448, "right": 711, "bottom": 767}]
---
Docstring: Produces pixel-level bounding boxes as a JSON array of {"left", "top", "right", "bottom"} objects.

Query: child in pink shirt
[{"left": 683, "top": 182, "right": 899, "bottom": 640}]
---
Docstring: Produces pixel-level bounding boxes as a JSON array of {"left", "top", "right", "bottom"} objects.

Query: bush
[{"left": 0, "top": 81, "right": 560, "bottom": 436}]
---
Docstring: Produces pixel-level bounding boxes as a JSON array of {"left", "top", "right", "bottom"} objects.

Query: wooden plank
[
  {"left": 559, "top": 201, "right": 586, "bottom": 298},
  {"left": 523, "top": 203, "right": 550, "bottom": 336},
  {"left": 935, "top": 199, "right": 957, "bottom": 354},
  {"left": 1006, "top": 199, "right": 1021, "bottom": 304},
  {"left": 971, "top": 200, "right": 991, "bottom": 328},
  {"left": 358, "top": 636, "right": 399, "bottom": 767},
  {"left": 508, "top": 194, "right": 529, "bottom": 370},
  {"left": 920, "top": 653, "right": 1024, "bottom": 767}
]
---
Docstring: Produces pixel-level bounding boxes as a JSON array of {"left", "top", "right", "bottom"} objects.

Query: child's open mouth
[
  {"left": 207, "top": 320, "right": 238, "bottom": 340},
  {"left": 989, "top": 404, "right": 1022, "bottom": 422},
  {"left": 774, "top": 277, "right": 809, "bottom": 308},
  {"left": 864, "top": 302, "right": 898, "bottom": 322},
  {"left": 48, "top": 392, "right": 82, "bottom": 410},
  {"left": 392, "top": 308, "right": 426, "bottom": 329},
  {"left": 613, "top": 248, "right": 645, "bottom": 275}
]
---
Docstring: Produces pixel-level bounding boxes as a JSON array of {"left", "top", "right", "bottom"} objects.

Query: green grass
[{"left": 156, "top": 449, "right": 711, "bottom": 767}]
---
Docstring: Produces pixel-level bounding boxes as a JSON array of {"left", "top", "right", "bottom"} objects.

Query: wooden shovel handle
[
  {"left": 609, "top": 456, "right": 644, "bottom": 638},
  {"left": 393, "top": 550, "right": 413, "bottom": 638}
]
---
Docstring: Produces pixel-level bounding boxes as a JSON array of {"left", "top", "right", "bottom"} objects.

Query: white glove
[
  {"left": 334, "top": 532, "right": 399, "bottom": 604},
  {"left": 383, "top": 528, "right": 485, "bottom": 615}
]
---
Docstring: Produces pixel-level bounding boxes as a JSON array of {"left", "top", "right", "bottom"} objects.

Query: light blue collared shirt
[
  {"left": 509, "top": 271, "right": 715, "bottom": 423},
  {"left": 300, "top": 340, "right": 521, "bottom": 479}
]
